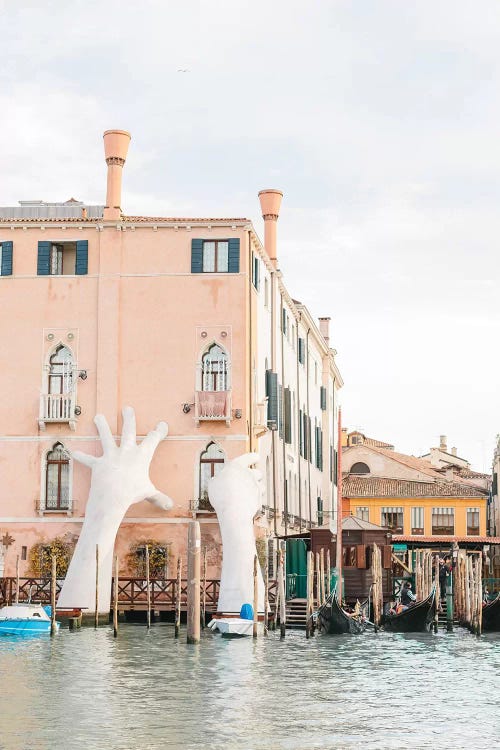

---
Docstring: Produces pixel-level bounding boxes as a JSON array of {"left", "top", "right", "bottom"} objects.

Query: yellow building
[{"left": 342, "top": 432, "right": 490, "bottom": 543}]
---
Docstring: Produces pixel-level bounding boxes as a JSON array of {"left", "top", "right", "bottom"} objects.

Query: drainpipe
[
  {"left": 306, "top": 328, "right": 312, "bottom": 527},
  {"left": 296, "top": 317, "right": 302, "bottom": 533},
  {"left": 336, "top": 406, "right": 343, "bottom": 581},
  {"left": 280, "top": 294, "right": 287, "bottom": 539},
  {"left": 248, "top": 230, "right": 254, "bottom": 453}
]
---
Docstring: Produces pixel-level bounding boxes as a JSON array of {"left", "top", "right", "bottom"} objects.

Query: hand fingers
[
  {"left": 120, "top": 406, "right": 137, "bottom": 449},
  {"left": 140, "top": 421, "right": 168, "bottom": 459},
  {"left": 71, "top": 450, "right": 97, "bottom": 469},
  {"left": 94, "top": 414, "right": 116, "bottom": 455},
  {"left": 146, "top": 491, "right": 174, "bottom": 510},
  {"left": 231, "top": 452, "right": 260, "bottom": 469}
]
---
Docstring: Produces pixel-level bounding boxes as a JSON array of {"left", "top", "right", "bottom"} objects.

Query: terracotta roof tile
[
  {"left": 122, "top": 216, "right": 248, "bottom": 223},
  {"left": 393, "top": 535, "right": 500, "bottom": 544},
  {"left": 343, "top": 476, "right": 488, "bottom": 499}
]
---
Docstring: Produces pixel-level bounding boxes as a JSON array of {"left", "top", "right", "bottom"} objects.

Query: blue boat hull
[{"left": 0, "top": 619, "right": 60, "bottom": 636}]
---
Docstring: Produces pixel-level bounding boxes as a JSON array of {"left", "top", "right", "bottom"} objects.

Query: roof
[
  {"left": 348, "top": 431, "right": 394, "bottom": 449},
  {"left": 453, "top": 468, "right": 491, "bottom": 481},
  {"left": 342, "top": 516, "right": 389, "bottom": 532},
  {"left": 393, "top": 535, "right": 500, "bottom": 545},
  {"left": 343, "top": 476, "right": 488, "bottom": 499},
  {"left": 366, "top": 445, "right": 444, "bottom": 478},
  {"left": 0, "top": 213, "right": 248, "bottom": 224}
]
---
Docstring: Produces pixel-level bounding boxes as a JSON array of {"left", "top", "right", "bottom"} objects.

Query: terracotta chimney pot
[
  {"left": 103, "top": 129, "right": 131, "bottom": 221},
  {"left": 258, "top": 189, "right": 283, "bottom": 268}
]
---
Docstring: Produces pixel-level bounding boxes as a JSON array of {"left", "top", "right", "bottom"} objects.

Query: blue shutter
[
  {"left": 1, "top": 241, "right": 13, "bottom": 275},
  {"left": 227, "top": 238, "right": 240, "bottom": 273},
  {"left": 37, "top": 241, "right": 51, "bottom": 275},
  {"left": 75, "top": 240, "right": 88, "bottom": 275},
  {"left": 191, "top": 239, "right": 204, "bottom": 273}
]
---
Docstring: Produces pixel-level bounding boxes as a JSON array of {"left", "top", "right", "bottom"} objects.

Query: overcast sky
[{"left": 1, "top": 0, "right": 498, "bottom": 470}]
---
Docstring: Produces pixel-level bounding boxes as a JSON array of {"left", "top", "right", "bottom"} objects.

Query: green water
[{"left": 1, "top": 624, "right": 499, "bottom": 749}]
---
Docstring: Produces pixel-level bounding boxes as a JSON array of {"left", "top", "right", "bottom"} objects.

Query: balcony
[
  {"left": 39, "top": 393, "right": 76, "bottom": 431},
  {"left": 195, "top": 390, "right": 231, "bottom": 426}
]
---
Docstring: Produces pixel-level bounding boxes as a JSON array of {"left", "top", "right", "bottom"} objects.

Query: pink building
[{"left": 0, "top": 130, "right": 343, "bottom": 581}]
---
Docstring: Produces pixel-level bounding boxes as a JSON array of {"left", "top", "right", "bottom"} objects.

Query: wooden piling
[
  {"left": 174, "top": 556, "right": 181, "bottom": 638},
  {"left": 320, "top": 548, "right": 325, "bottom": 606},
  {"left": 278, "top": 548, "right": 286, "bottom": 638},
  {"left": 187, "top": 521, "right": 201, "bottom": 644},
  {"left": 94, "top": 544, "right": 99, "bottom": 629},
  {"left": 201, "top": 546, "right": 207, "bottom": 630},
  {"left": 433, "top": 554, "right": 439, "bottom": 633},
  {"left": 477, "top": 552, "right": 483, "bottom": 636},
  {"left": 326, "top": 549, "right": 331, "bottom": 598},
  {"left": 253, "top": 554, "right": 259, "bottom": 639},
  {"left": 264, "top": 542, "right": 269, "bottom": 637},
  {"left": 113, "top": 554, "right": 119, "bottom": 638},
  {"left": 50, "top": 554, "right": 57, "bottom": 637},
  {"left": 15, "top": 555, "right": 19, "bottom": 605},
  {"left": 145, "top": 544, "right": 151, "bottom": 629}
]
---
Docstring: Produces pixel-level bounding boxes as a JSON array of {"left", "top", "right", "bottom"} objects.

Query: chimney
[
  {"left": 258, "top": 189, "right": 283, "bottom": 268},
  {"left": 439, "top": 435, "right": 447, "bottom": 452},
  {"left": 319, "top": 317, "right": 331, "bottom": 345},
  {"left": 103, "top": 129, "right": 131, "bottom": 221},
  {"left": 451, "top": 447, "right": 457, "bottom": 456}
]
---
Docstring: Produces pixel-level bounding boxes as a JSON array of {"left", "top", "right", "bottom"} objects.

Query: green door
[{"left": 286, "top": 539, "right": 308, "bottom": 598}]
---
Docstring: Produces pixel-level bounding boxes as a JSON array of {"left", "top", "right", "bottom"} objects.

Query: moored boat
[
  {"left": 0, "top": 603, "right": 60, "bottom": 636},
  {"left": 383, "top": 589, "right": 436, "bottom": 633},
  {"left": 482, "top": 593, "right": 500, "bottom": 632},
  {"left": 317, "top": 591, "right": 368, "bottom": 635}
]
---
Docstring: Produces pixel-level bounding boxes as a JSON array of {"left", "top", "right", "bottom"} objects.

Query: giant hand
[
  {"left": 208, "top": 453, "right": 265, "bottom": 613},
  {"left": 57, "top": 407, "right": 173, "bottom": 612}
]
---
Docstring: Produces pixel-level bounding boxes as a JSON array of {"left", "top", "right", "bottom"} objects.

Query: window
[
  {"left": 48, "top": 345, "right": 73, "bottom": 395},
  {"left": 432, "top": 507, "right": 454, "bottom": 535},
  {"left": 314, "top": 361, "right": 318, "bottom": 385},
  {"left": 350, "top": 462, "right": 370, "bottom": 475},
  {"left": 37, "top": 240, "right": 88, "bottom": 276},
  {"left": 0, "top": 241, "right": 13, "bottom": 276},
  {"left": 356, "top": 506, "right": 369, "bottom": 522},
  {"left": 252, "top": 254, "right": 260, "bottom": 290},
  {"left": 266, "top": 370, "right": 278, "bottom": 430},
  {"left": 45, "top": 443, "right": 70, "bottom": 510},
  {"left": 343, "top": 545, "right": 358, "bottom": 568},
  {"left": 199, "top": 443, "right": 225, "bottom": 509},
  {"left": 411, "top": 507, "right": 424, "bottom": 535},
  {"left": 21, "top": 546, "right": 27, "bottom": 561},
  {"left": 381, "top": 507, "right": 403, "bottom": 533},
  {"left": 467, "top": 508, "right": 480, "bottom": 536},
  {"left": 191, "top": 238, "right": 240, "bottom": 273},
  {"left": 264, "top": 277, "right": 269, "bottom": 308},
  {"left": 317, "top": 497, "right": 324, "bottom": 526},
  {"left": 320, "top": 386, "right": 327, "bottom": 411},
  {"left": 201, "top": 344, "right": 228, "bottom": 392},
  {"left": 298, "top": 337, "right": 305, "bottom": 364}
]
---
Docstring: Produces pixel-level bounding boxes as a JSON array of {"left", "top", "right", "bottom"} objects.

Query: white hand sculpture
[
  {"left": 57, "top": 406, "right": 173, "bottom": 613},
  {"left": 208, "top": 452, "right": 265, "bottom": 614}
]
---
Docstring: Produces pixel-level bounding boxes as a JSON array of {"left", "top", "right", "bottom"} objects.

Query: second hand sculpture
[{"left": 57, "top": 407, "right": 173, "bottom": 613}]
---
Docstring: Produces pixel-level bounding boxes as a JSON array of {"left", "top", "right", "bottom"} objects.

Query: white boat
[
  {"left": 0, "top": 603, "right": 60, "bottom": 635},
  {"left": 208, "top": 617, "right": 262, "bottom": 637}
]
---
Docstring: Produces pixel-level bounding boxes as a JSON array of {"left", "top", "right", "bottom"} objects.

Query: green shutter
[
  {"left": 303, "top": 413, "right": 308, "bottom": 458},
  {"left": 298, "top": 337, "right": 305, "bottom": 364},
  {"left": 1, "top": 241, "right": 13, "bottom": 275},
  {"left": 228, "top": 238, "right": 240, "bottom": 272},
  {"left": 191, "top": 239, "right": 203, "bottom": 273},
  {"left": 320, "top": 386, "right": 327, "bottom": 411},
  {"left": 308, "top": 417, "right": 312, "bottom": 462},
  {"left": 284, "top": 388, "right": 292, "bottom": 444},
  {"left": 282, "top": 308, "right": 287, "bottom": 333},
  {"left": 266, "top": 370, "right": 278, "bottom": 429},
  {"left": 75, "top": 240, "right": 88, "bottom": 275},
  {"left": 37, "top": 241, "right": 51, "bottom": 275}
]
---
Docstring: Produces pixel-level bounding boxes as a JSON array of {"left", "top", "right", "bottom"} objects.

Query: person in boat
[{"left": 400, "top": 581, "right": 417, "bottom": 607}]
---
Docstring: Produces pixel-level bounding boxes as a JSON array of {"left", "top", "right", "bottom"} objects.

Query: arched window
[
  {"left": 199, "top": 442, "right": 225, "bottom": 509},
  {"left": 45, "top": 443, "right": 70, "bottom": 510},
  {"left": 49, "top": 345, "right": 73, "bottom": 394},
  {"left": 350, "top": 462, "right": 370, "bottom": 475},
  {"left": 201, "top": 344, "right": 228, "bottom": 392}
]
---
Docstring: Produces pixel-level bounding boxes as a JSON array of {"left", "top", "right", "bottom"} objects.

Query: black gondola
[
  {"left": 317, "top": 591, "right": 368, "bottom": 635},
  {"left": 482, "top": 593, "right": 500, "bottom": 632},
  {"left": 383, "top": 589, "right": 436, "bottom": 633}
]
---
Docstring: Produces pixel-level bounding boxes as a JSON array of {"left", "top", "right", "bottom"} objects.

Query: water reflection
[{"left": 1, "top": 625, "right": 500, "bottom": 749}]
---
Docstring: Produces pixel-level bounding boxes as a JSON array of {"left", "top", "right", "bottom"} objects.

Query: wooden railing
[{"left": 1, "top": 577, "right": 278, "bottom": 611}]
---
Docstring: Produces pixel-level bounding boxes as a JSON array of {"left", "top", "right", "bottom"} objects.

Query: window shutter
[
  {"left": 227, "top": 238, "right": 240, "bottom": 272},
  {"left": 356, "top": 545, "right": 367, "bottom": 569},
  {"left": 308, "top": 416, "right": 312, "bottom": 462},
  {"left": 191, "top": 239, "right": 204, "bottom": 273},
  {"left": 320, "top": 386, "right": 327, "bottom": 411},
  {"left": 334, "top": 449, "right": 338, "bottom": 486},
  {"left": 299, "top": 409, "right": 304, "bottom": 456},
  {"left": 284, "top": 387, "right": 292, "bottom": 444},
  {"left": 1, "top": 241, "right": 13, "bottom": 275},
  {"left": 303, "top": 413, "right": 308, "bottom": 458},
  {"left": 278, "top": 384, "right": 283, "bottom": 438},
  {"left": 383, "top": 545, "right": 393, "bottom": 569},
  {"left": 298, "top": 337, "right": 305, "bottom": 364},
  {"left": 265, "top": 370, "right": 278, "bottom": 430},
  {"left": 37, "top": 241, "right": 51, "bottom": 276},
  {"left": 282, "top": 308, "right": 287, "bottom": 333},
  {"left": 75, "top": 240, "right": 88, "bottom": 275}
]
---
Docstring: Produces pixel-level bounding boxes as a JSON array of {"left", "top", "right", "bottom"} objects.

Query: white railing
[
  {"left": 195, "top": 390, "right": 231, "bottom": 424},
  {"left": 39, "top": 393, "right": 76, "bottom": 429}
]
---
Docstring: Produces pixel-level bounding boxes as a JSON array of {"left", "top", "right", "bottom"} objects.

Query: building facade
[{"left": 0, "top": 130, "right": 342, "bottom": 580}]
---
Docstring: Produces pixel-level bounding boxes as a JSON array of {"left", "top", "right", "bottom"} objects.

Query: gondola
[
  {"left": 482, "top": 592, "right": 500, "bottom": 632},
  {"left": 317, "top": 590, "right": 368, "bottom": 635},
  {"left": 383, "top": 589, "right": 436, "bottom": 633}
]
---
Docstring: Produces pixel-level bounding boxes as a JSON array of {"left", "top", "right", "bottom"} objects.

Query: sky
[{"left": 0, "top": 0, "right": 498, "bottom": 471}]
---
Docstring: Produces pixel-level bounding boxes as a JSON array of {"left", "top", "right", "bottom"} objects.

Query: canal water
[{"left": 1, "top": 625, "right": 499, "bottom": 750}]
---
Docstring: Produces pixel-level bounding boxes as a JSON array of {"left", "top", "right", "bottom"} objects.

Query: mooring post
[
  {"left": 278, "top": 548, "right": 286, "bottom": 638},
  {"left": 253, "top": 554, "right": 259, "bottom": 639},
  {"left": 95, "top": 544, "right": 99, "bottom": 629},
  {"left": 146, "top": 544, "right": 151, "bottom": 629},
  {"left": 264, "top": 542, "right": 269, "bottom": 637},
  {"left": 201, "top": 546, "right": 207, "bottom": 630},
  {"left": 306, "top": 550, "right": 311, "bottom": 638},
  {"left": 433, "top": 554, "right": 439, "bottom": 633},
  {"left": 477, "top": 552, "right": 483, "bottom": 637},
  {"left": 446, "top": 570, "right": 454, "bottom": 632},
  {"left": 113, "top": 554, "right": 119, "bottom": 638},
  {"left": 15, "top": 554, "right": 20, "bottom": 605},
  {"left": 175, "top": 556, "right": 181, "bottom": 638},
  {"left": 326, "top": 549, "right": 331, "bottom": 598},
  {"left": 187, "top": 522, "right": 201, "bottom": 644},
  {"left": 50, "top": 554, "right": 57, "bottom": 637}
]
